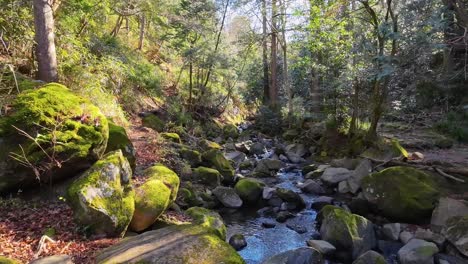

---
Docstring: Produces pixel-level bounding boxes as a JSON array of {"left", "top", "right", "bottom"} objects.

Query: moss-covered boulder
[
  {"left": 223, "top": 124, "right": 239, "bottom": 139},
  {"left": 105, "top": 122, "right": 136, "bottom": 170},
  {"left": 319, "top": 205, "right": 376, "bottom": 260},
  {"left": 361, "top": 138, "right": 408, "bottom": 161},
  {"left": 161, "top": 132, "right": 181, "bottom": 143},
  {"left": 145, "top": 165, "right": 180, "bottom": 203},
  {"left": 67, "top": 150, "right": 134, "bottom": 237},
  {"left": 443, "top": 216, "right": 468, "bottom": 257},
  {"left": 129, "top": 179, "right": 172, "bottom": 232},
  {"left": 186, "top": 207, "right": 227, "bottom": 240},
  {"left": 202, "top": 150, "right": 235, "bottom": 183},
  {"left": 96, "top": 224, "right": 245, "bottom": 264},
  {"left": 361, "top": 166, "right": 439, "bottom": 223},
  {"left": 0, "top": 256, "right": 21, "bottom": 264},
  {"left": 193, "top": 166, "right": 222, "bottom": 187},
  {"left": 199, "top": 139, "right": 222, "bottom": 151},
  {"left": 142, "top": 115, "right": 164, "bottom": 132},
  {"left": 234, "top": 178, "right": 265, "bottom": 204},
  {"left": 0, "top": 83, "right": 109, "bottom": 194},
  {"left": 179, "top": 148, "right": 202, "bottom": 167}
]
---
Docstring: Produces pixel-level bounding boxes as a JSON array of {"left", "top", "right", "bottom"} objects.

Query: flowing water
[{"left": 221, "top": 167, "right": 321, "bottom": 264}]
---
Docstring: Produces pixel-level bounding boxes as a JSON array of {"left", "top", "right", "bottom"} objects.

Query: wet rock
[
  {"left": 305, "top": 165, "right": 330, "bottom": 179},
  {"left": 224, "top": 151, "right": 247, "bottom": 166},
  {"left": 346, "top": 159, "right": 373, "bottom": 194},
  {"left": 397, "top": 239, "right": 438, "bottom": 264},
  {"left": 193, "top": 166, "right": 222, "bottom": 187},
  {"left": 361, "top": 166, "right": 439, "bottom": 223},
  {"left": 320, "top": 167, "right": 353, "bottom": 186},
  {"left": 276, "top": 211, "right": 294, "bottom": 223},
  {"left": 285, "top": 143, "right": 307, "bottom": 163},
  {"left": 306, "top": 240, "right": 336, "bottom": 255},
  {"left": 319, "top": 205, "right": 376, "bottom": 260},
  {"left": 254, "top": 159, "right": 284, "bottom": 177},
  {"left": 186, "top": 207, "right": 227, "bottom": 240},
  {"left": 234, "top": 178, "right": 265, "bottom": 204},
  {"left": 338, "top": 181, "right": 351, "bottom": 193},
  {"left": 262, "top": 219, "right": 277, "bottom": 228},
  {"left": 349, "top": 196, "right": 372, "bottom": 216},
  {"left": 382, "top": 223, "right": 401, "bottom": 241},
  {"left": 276, "top": 188, "right": 306, "bottom": 210},
  {"left": 213, "top": 186, "right": 243, "bottom": 209},
  {"left": 263, "top": 187, "right": 276, "bottom": 200},
  {"left": 96, "top": 225, "right": 244, "bottom": 264},
  {"left": 435, "top": 253, "right": 468, "bottom": 264},
  {"left": 330, "top": 158, "right": 360, "bottom": 170},
  {"left": 262, "top": 247, "right": 324, "bottom": 264},
  {"left": 229, "top": 234, "right": 247, "bottom": 251},
  {"left": 235, "top": 142, "right": 251, "bottom": 153},
  {"left": 299, "top": 180, "right": 326, "bottom": 194},
  {"left": 352, "top": 250, "right": 387, "bottom": 264},
  {"left": 250, "top": 142, "right": 266, "bottom": 155},
  {"left": 377, "top": 240, "right": 404, "bottom": 261},
  {"left": 399, "top": 231, "right": 414, "bottom": 244},
  {"left": 311, "top": 196, "right": 334, "bottom": 211},
  {"left": 414, "top": 228, "right": 445, "bottom": 247},
  {"left": 442, "top": 216, "right": 468, "bottom": 258},
  {"left": 302, "top": 164, "right": 318, "bottom": 175},
  {"left": 286, "top": 223, "right": 307, "bottom": 234},
  {"left": 202, "top": 150, "right": 235, "bottom": 183},
  {"left": 29, "top": 255, "right": 73, "bottom": 264},
  {"left": 279, "top": 154, "right": 290, "bottom": 163},
  {"left": 431, "top": 197, "right": 468, "bottom": 229}
]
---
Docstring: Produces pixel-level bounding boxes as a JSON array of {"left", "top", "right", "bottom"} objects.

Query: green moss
[
  {"left": 362, "top": 166, "right": 439, "bottom": 223},
  {"left": 67, "top": 150, "right": 134, "bottom": 237},
  {"left": 179, "top": 148, "right": 202, "bottom": 167},
  {"left": 282, "top": 129, "right": 300, "bottom": 141},
  {"left": 142, "top": 115, "right": 164, "bottom": 132},
  {"left": 223, "top": 124, "right": 239, "bottom": 139},
  {"left": 143, "top": 165, "right": 180, "bottom": 203},
  {"left": 160, "top": 132, "right": 181, "bottom": 143},
  {"left": 193, "top": 166, "right": 222, "bottom": 187},
  {"left": 234, "top": 178, "right": 265, "bottom": 203},
  {"left": 106, "top": 122, "right": 136, "bottom": 169},
  {"left": 0, "top": 257, "right": 21, "bottom": 264},
  {"left": 202, "top": 150, "right": 235, "bottom": 183},
  {"left": 130, "top": 179, "right": 171, "bottom": 231},
  {"left": 186, "top": 207, "right": 227, "bottom": 240},
  {"left": 200, "top": 139, "right": 222, "bottom": 151}
]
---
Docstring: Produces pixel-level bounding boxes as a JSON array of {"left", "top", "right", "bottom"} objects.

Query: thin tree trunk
[
  {"left": 138, "top": 14, "right": 145, "bottom": 50},
  {"left": 270, "top": 0, "right": 278, "bottom": 109},
  {"left": 33, "top": 0, "right": 58, "bottom": 82},
  {"left": 189, "top": 62, "right": 193, "bottom": 110},
  {"left": 281, "top": 0, "right": 291, "bottom": 120},
  {"left": 262, "top": 0, "right": 270, "bottom": 104}
]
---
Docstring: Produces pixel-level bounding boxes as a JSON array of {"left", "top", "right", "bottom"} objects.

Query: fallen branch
[
  {"left": 434, "top": 167, "right": 465, "bottom": 183},
  {"left": 34, "top": 235, "right": 56, "bottom": 258}
]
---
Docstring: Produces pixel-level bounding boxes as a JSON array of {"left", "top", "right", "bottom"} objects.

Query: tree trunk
[
  {"left": 138, "top": 14, "right": 146, "bottom": 50},
  {"left": 262, "top": 0, "right": 270, "bottom": 104},
  {"left": 281, "top": 0, "right": 291, "bottom": 120},
  {"left": 33, "top": 0, "right": 58, "bottom": 82},
  {"left": 189, "top": 62, "right": 193, "bottom": 110},
  {"left": 270, "top": 0, "right": 278, "bottom": 109}
]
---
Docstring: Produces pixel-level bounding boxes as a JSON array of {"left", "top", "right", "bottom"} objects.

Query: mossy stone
[
  {"left": 144, "top": 165, "right": 180, "bottom": 203},
  {"left": 179, "top": 148, "right": 202, "bottom": 167},
  {"left": 234, "top": 178, "right": 265, "bottom": 204},
  {"left": 361, "top": 138, "right": 408, "bottom": 161},
  {"left": 0, "top": 257, "right": 21, "bottom": 264},
  {"left": 142, "top": 115, "right": 164, "bottom": 132},
  {"left": 67, "top": 150, "right": 134, "bottom": 237},
  {"left": 202, "top": 150, "right": 235, "bottom": 183},
  {"left": 106, "top": 122, "right": 136, "bottom": 170},
  {"left": 223, "top": 124, "right": 239, "bottom": 139},
  {"left": 362, "top": 166, "right": 439, "bottom": 223},
  {"left": 161, "top": 132, "right": 181, "bottom": 143},
  {"left": 0, "top": 83, "right": 109, "bottom": 193},
  {"left": 200, "top": 139, "right": 222, "bottom": 151},
  {"left": 186, "top": 207, "right": 227, "bottom": 240},
  {"left": 130, "top": 179, "right": 172, "bottom": 232},
  {"left": 193, "top": 166, "right": 222, "bottom": 187}
]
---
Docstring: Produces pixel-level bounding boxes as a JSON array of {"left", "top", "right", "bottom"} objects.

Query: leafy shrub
[{"left": 435, "top": 111, "right": 468, "bottom": 142}]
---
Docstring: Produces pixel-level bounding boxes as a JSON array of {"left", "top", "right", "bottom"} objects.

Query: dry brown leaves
[{"left": 0, "top": 199, "right": 117, "bottom": 263}]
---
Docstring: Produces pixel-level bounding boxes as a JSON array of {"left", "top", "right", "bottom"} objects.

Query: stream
[{"left": 220, "top": 166, "right": 321, "bottom": 264}]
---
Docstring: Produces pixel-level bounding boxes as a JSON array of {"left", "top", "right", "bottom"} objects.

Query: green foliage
[{"left": 435, "top": 111, "right": 468, "bottom": 143}]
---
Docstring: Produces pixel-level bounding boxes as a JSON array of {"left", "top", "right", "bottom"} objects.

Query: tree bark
[
  {"left": 262, "top": 0, "right": 270, "bottom": 104},
  {"left": 138, "top": 14, "right": 146, "bottom": 50},
  {"left": 281, "top": 0, "right": 291, "bottom": 119},
  {"left": 33, "top": 0, "right": 58, "bottom": 82},
  {"left": 270, "top": 0, "right": 278, "bottom": 109}
]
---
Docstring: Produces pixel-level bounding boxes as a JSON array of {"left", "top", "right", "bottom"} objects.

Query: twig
[
  {"left": 434, "top": 167, "right": 465, "bottom": 183},
  {"left": 34, "top": 235, "right": 56, "bottom": 258}
]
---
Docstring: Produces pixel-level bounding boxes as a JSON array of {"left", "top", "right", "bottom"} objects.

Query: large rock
[
  {"left": 431, "top": 197, "right": 468, "bottom": 229},
  {"left": 276, "top": 188, "right": 306, "bottom": 210},
  {"left": 142, "top": 115, "right": 164, "bottom": 132},
  {"left": 29, "top": 255, "right": 73, "bottom": 264},
  {"left": 253, "top": 159, "right": 284, "bottom": 177},
  {"left": 186, "top": 207, "right": 227, "bottom": 240},
  {"left": 346, "top": 159, "right": 372, "bottom": 194},
  {"left": 397, "top": 239, "right": 438, "bottom": 264},
  {"left": 299, "top": 180, "right": 326, "bottom": 194},
  {"left": 179, "top": 148, "right": 202, "bottom": 167},
  {"left": 250, "top": 142, "right": 265, "bottom": 155},
  {"left": 96, "top": 224, "right": 244, "bottom": 264},
  {"left": 67, "top": 150, "right": 134, "bottom": 237},
  {"left": 320, "top": 167, "right": 353, "bottom": 186},
  {"left": 306, "top": 240, "right": 336, "bottom": 255},
  {"left": 223, "top": 124, "right": 239, "bottom": 139},
  {"left": 262, "top": 247, "right": 324, "bottom": 264},
  {"left": 442, "top": 216, "right": 468, "bottom": 258},
  {"left": 193, "top": 167, "right": 222, "bottom": 187},
  {"left": 235, "top": 178, "right": 265, "bottom": 203},
  {"left": 129, "top": 165, "right": 179, "bottom": 232},
  {"left": 0, "top": 83, "right": 109, "bottom": 193},
  {"left": 361, "top": 139, "right": 408, "bottom": 161},
  {"left": 224, "top": 151, "right": 247, "bottom": 166},
  {"left": 106, "top": 122, "right": 136, "bottom": 170},
  {"left": 319, "top": 205, "right": 376, "bottom": 260},
  {"left": 285, "top": 143, "right": 307, "bottom": 163},
  {"left": 202, "top": 150, "right": 235, "bottom": 183},
  {"left": 213, "top": 186, "right": 243, "bottom": 208},
  {"left": 361, "top": 166, "right": 439, "bottom": 223},
  {"left": 352, "top": 250, "right": 387, "bottom": 264}
]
